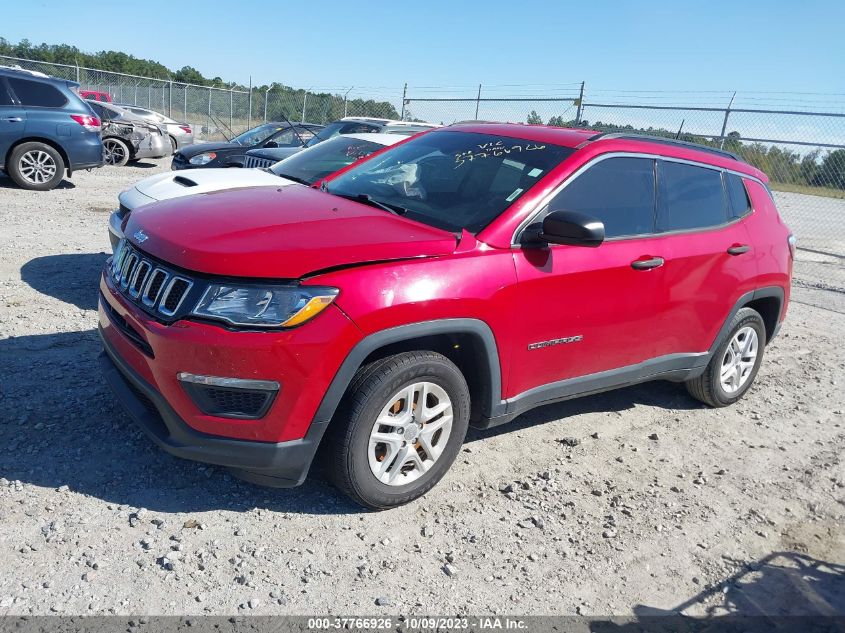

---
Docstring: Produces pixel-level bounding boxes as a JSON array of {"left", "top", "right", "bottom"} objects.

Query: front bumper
[
  {"left": 98, "top": 265, "right": 363, "bottom": 480},
  {"left": 100, "top": 329, "right": 321, "bottom": 486}
]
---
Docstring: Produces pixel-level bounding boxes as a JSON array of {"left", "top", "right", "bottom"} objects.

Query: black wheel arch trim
[
  {"left": 312, "top": 318, "right": 504, "bottom": 429},
  {"left": 708, "top": 285, "right": 785, "bottom": 355}
]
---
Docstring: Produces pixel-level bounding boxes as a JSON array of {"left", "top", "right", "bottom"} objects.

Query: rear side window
[
  {"left": 659, "top": 161, "right": 727, "bottom": 231},
  {"left": 725, "top": 173, "right": 752, "bottom": 218},
  {"left": 7, "top": 78, "right": 67, "bottom": 108},
  {"left": 0, "top": 80, "right": 13, "bottom": 106},
  {"left": 548, "top": 156, "right": 656, "bottom": 238}
]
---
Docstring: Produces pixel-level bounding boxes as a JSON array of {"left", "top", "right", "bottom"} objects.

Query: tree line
[{"left": 527, "top": 110, "right": 845, "bottom": 191}]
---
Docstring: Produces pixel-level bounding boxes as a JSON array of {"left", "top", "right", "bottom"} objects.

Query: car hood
[
  {"left": 176, "top": 142, "right": 243, "bottom": 159},
  {"left": 132, "top": 168, "right": 292, "bottom": 202},
  {"left": 245, "top": 147, "right": 303, "bottom": 161},
  {"left": 125, "top": 185, "right": 457, "bottom": 279}
]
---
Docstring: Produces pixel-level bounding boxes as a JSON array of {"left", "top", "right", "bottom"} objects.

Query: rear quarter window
[
  {"left": 725, "top": 172, "right": 752, "bottom": 218},
  {"left": 0, "top": 80, "right": 14, "bottom": 106},
  {"left": 659, "top": 160, "right": 728, "bottom": 231},
  {"left": 7, "top": 77, "right": 68, "bottom": 108}
]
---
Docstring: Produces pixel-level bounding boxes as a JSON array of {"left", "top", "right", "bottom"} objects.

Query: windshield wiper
[
  {"left": 330, "top": 192, "right": 409, "bottom": 216},
  {"left": 273, "top": 171, "right": 313, "bottom": 186}
]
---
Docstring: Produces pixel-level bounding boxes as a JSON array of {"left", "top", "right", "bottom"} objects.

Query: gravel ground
[{"left": 0, "top": 161, "right": 843, "bottom": 617}]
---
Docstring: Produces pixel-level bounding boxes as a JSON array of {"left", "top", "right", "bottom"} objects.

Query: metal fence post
[
  {"left": 229, "top": 89, "right": 234, "bottom": 134},
  {"left": 344, "top": 87, "right": 353, "bottom": 117},
  {"left": 264, "top": 88, "right": 270, "bottom": 122},
  {"left": 168, "top": 81, "right": 173, "bottom": 118},
  {"left": 475, "top": 84, "right": 482, "bottom": 119},
  {"left": 400, "top": 83, "right": 407, "bottom": 120},
  {"left": 184, "top": 87, "right": 187, "bottom": 121},
  {"left": 208, "top": 87, "right": 212, "bottom": 139},
  {"left": 75, "top": 64, "right": 80, "bottom": 83},
  {"left": 134, "top": 82, "right": 139, "bottom": 106},
  {"left": 718, "top": 92, "right": 736, "bottom": 149},
  {"left": 301, "top": 92, "right": 308, "bottom": 123},
  {"left": 575, "top": 81, "right": 585, "bottom": 125},
  {"left": 247, "top": 76, "right": 252, "bottom": 130}
]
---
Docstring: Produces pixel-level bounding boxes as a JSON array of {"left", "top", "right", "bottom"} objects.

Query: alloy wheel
[
  {"left": 18, "top": 150, "right": 57, "bottom": 184},
  {"left": 103, "top": 139, "right": 127, "bottom": 165},
  {"left": 720, "top": 326, "right": 759, "bottom": 394},
  {"left": 367, "top": 381, "right": 454, "bottom": 486}
]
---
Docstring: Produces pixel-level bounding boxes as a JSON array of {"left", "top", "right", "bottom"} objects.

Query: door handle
[
  {"left": 631, "top": 256, "right": 665, "bottom": 270},
  {"left": 727, "top": 244, "right": 750, "bottom": 256},
  {"left": 4, "top": 117, "right": 23, "bottom": 122}
]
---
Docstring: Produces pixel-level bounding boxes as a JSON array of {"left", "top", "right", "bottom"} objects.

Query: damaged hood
[
  {"left": 131, "top": 168, "right": 292, "bottom": 203},
  {"left": 125, "top": 185, "right": 457, "bottom": 279}
]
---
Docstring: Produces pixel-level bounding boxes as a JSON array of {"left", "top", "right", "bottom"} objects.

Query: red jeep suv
[{"left": 99, "top": 123, "right": 793, "bottom": 509}]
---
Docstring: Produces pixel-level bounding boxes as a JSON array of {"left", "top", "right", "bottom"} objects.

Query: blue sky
[{"left": 4, "top": 0, "right": 844, "bottom": 102}]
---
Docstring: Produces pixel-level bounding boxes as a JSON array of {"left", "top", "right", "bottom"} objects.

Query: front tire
[
  {"left": 8, "top": 142, "right": 65, "bottom": 190},
  {"left": 325, "top": 351, "right": 470, "bottom": 509},
  {"left": 686, "top": 307, "right": 766, "bottom": 407}
]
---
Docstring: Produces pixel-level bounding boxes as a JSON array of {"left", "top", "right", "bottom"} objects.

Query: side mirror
[
  {"left": 530, "top": 209, "right": 605, "bottom": 247},
  {"left": 264, "top": 140, "right": 278, "bottom": 148}
]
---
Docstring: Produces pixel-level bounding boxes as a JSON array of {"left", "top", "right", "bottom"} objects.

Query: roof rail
[{"left": 587, "top": 132, "right": 743, "bottom": 162}]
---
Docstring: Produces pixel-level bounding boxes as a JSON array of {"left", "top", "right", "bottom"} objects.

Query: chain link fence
[{"left": 0, "top": 54, "right": 401, "bottom": 142}]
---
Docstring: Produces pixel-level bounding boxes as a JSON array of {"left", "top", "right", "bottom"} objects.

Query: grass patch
[{"left": 769, "top": 182, "right": 845, "bottom": 200}]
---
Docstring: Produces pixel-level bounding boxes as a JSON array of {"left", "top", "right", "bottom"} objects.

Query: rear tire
[
  {"left": 325, "top": 351, "right": 470, "bottom": 509},
  {"left": 686, "top": 307, "right": 766, "bottom": 407},
  {"left": 7, "top": 142, "right": 65, "bottom": 191},
  {"left": 103, "top": 137, "right": 130, "bottom": 166},
  {"left": 169, "top": 135, "right": 177, "bottom": 152}
]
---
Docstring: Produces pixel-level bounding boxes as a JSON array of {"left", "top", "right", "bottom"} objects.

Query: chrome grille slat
[
  {"left": 129, "top": 261, "right": 152, "bottom": 298},
  {"left": 142, "top": 268, "right": 169, "bottom": 307},
  {"left": 120, "top": 253, "right": 138, "bottom": 289},
  {"left": 110, "top": 241, "right": 195, "bottom": 318},
  {"left": 158, "top": 276, "right": 193, "bottom": 317}
]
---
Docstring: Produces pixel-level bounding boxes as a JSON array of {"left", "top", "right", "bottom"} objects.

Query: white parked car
[{"left": 108, "top": 132, "right": 407, "bottom": 250}]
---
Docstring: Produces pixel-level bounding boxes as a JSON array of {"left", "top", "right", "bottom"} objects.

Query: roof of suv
[
  {"left": 446, "top": 122, "right": 762, "bottom": 179},
  {"left": 0, "top": 65, "right": 80, "bottom": 88}
]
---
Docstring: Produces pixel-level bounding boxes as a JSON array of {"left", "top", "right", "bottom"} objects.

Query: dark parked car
[
  {"left": 0, "top": 66, "right": 103, "bottom": 190},
  {"left": 243, "top": 117, "right": 438, "bottom": 169},
  {"left": 171, "top": 121, "right": 323, "bottom": 170}
]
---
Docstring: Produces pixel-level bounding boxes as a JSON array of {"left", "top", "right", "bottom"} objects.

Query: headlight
[
  {"left": 189, "top": 151, "right": 217, "bottom": 165},
  {"left": 192, "top": 284, "right": 339, "bottom": 328}
]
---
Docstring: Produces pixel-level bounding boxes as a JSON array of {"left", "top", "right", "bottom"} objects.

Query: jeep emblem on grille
[{"left": 133, "top": 230, "right": 149, "bottom": 243}]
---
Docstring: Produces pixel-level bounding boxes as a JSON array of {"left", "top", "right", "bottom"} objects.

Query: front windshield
[
  {"left": 326, "top": 131, "right": 574, "bottom": 233},
  {"left": 230, "top": 123, "right": 286, "bottom": 147},
  {"left": 271, "top": 136, "right": 386, "bottom": 184}
]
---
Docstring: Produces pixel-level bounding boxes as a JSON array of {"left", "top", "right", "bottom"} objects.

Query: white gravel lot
[{"left": 0, "top": 161, "right": 842, "bottom": 617}]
